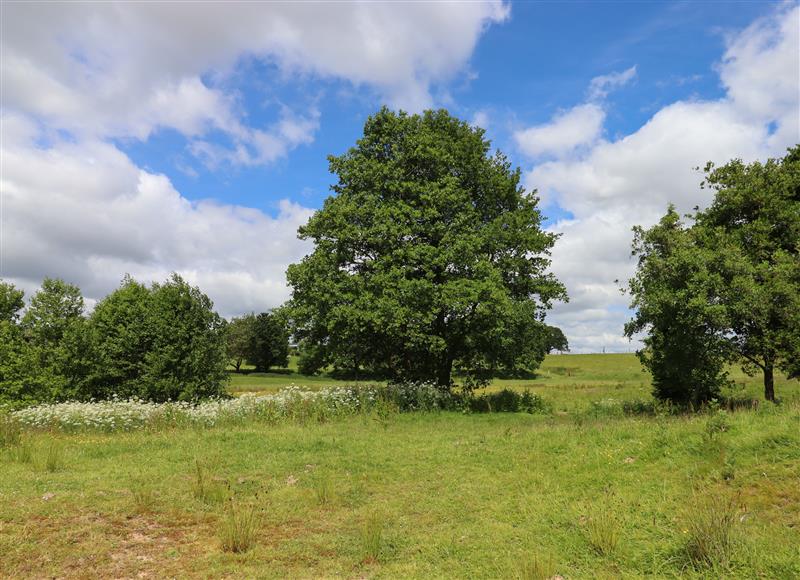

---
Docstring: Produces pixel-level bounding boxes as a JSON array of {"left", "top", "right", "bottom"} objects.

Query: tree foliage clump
[
  {"left": 626, "top": 147, "right": 800, "bottom": 403},
  {"left": 225, "top": 312, "right": 289, "bottom": 372},
  {"left": 287, "top": 108, "right": 566, "bottom": 387},
  {"left": 0, "top": 274, "right": 229, "bottom": 405}
]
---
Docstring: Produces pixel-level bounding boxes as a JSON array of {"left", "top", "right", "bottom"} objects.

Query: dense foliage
[
  {"left": 627, "top": 147, "right": 800, "bottom": 403},
  {"left": 0, "top": 275, "right": 229, "bottom": 406},
  {"left": 225, "top": 312, "right": 290, "bottom": 372},
  {"left": 287, "top": 108, "right": 566, "bottom": 387}
]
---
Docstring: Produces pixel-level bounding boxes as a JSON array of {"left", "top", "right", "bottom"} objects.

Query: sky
[{"left": 2, "top": 1, "right": 798, "bottom": 353}]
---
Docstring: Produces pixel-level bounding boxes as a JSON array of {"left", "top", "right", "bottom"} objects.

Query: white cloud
[
  {"left": 1, "top": 113, "right": 314, "bottom": 317},
  {"left": 514, "top": 104, "right": 606, "bottom": 159},
  {"left": 587, "top": 65, "right": 637, "bottom": 101},
  {"left": 513, "top": 65, "right": 636, "bottom": 162},
  {"left": 1, "top": 2, "right": 508, "bottom": 147},
  {"left": 524, "top": 5, "right": 799, "bottom": 353},
  {"left": 0, "top": 2, "right": 507, "bottom": 312}
]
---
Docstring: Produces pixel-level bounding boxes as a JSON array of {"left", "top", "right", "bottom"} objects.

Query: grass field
[
  {"left": 1, "top": 354, "right": 798, "bottom": 578},
  {"left": 230, "top": 353, "right": 797, "bottom": 410}
]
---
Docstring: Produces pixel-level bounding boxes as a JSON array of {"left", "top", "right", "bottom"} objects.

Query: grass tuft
[
  {"left": 43, "top": 440, "right": 65, "bottom": 472},
  {"left": 585, "top": 507, "right": 621, "bottom": 556},
  {"left": 219, "top": 497, "right": 260, "bottom": 553},
  {"left": 313, "top": 472, "right": 335, "bottom": 506},
  {"left": 684, "top": 493, "right": 740, "bottom": 568},
  {"left": 130, "top": 476, "right": 156, "bottom": 512},
  {"left": 515, "top": 552, "right": 558, "bottom": 579},
  {"left": 359, "top": 510, "right": 384, "bottom": 563}
]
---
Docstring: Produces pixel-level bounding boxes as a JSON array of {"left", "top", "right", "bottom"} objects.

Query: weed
[
  {"left": 585, "top": 507, "right": 621, "bottom": 556},
  {"left": 683, "top": 493, "right": 740, "bottom": 568},
  {"left": 43, "top": 440, "right": 65, "bottom": 472},
  {"left": 191, "top": 459, "right": 227, "bottom": 504},
  {"left": 12, "top": 439, "right": 33, "bottom": 464},
  {"left": 0, "top": 417, "right": 21, "bottom": 448},
  {"left": 130, "top": 476, "right": 156, "bottom": 512},
  {"left": 515, "top": 553, "right": 558, "bottom": 579},
  {"left": 219, "top": 497, "right": 261, "bottom": 553},
  {"left": 359, "top": 510, "right": 384, "bottom": 563},
  {"left": 313, "top": 472, "right": 335, "bottom": 506}
]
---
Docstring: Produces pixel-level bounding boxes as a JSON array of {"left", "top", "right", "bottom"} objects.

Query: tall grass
[
  {"left": 359, "top": 511, "right": 384, "bottom": 563},
  {"left": 684, "top": 493, "right": 741, "bottom": 568},
  {"left": 219, "top": 498, "right": 261, "bottom": 553}
]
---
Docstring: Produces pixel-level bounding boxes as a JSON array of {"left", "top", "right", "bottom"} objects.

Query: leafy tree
[
  {"left": 545, "top": 325, "right": 569, "bottom": 353},
  {"left": 626, "top": 147, "right": 799, "bottom": 403},
  {"left": 287, "top": 108, "right": 566, "bottom": 387},
  {"left": 90, "top": 276, "right": 155, "bottom": 397},
  {"left": 2, "top": 278, "right": 96, "bottom": 403},
  {"left": 225, "top": 314, "right": 256, "bottom": 372},
  {"left": 245, "top": 312, "right": 289, "bottom": 372},
  {"left": 21, "top": 278, "right": 84, "bottom": 347},
  {"left": 138, "top": 274, "right": 229, "bottom": 401},
  {"left": 0, "top": 321, "right": 42, "bottom": 407},
  {"left": 625, "top": 208, "right": 733, "bottom": 404},
  {"left": 693, "top": 147, "right": 800, "bottom": 401},
  {"left": 0, "top": 280, "right": 24, "bottom": 323}
]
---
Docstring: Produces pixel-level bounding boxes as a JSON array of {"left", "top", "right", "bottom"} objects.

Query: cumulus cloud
[
  {"left": 2, "top": 2, "right": 508, "bottom": 143},
  {"left": 513, "top": 66, "right": 635, "bottom": 161},
  {"left": 524, "top": 5, "right": 799, "bottom": 352},
  {"left": 1, "top": 2, "right": 507, "bottom": 313},
  {"left": 1, "top": 113, "right": 314, "bottom": 316},
  {"left": 514, "top": 104, "right": 606, "bottom": 159}
]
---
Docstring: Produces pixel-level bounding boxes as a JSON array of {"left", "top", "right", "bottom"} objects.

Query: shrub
[{"left": 468, "top": 389, "right": 550, "bottom": 414}]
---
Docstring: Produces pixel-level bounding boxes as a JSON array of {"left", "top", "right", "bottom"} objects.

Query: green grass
[
  {"left": 229, "top": 353, "right": 797, "bottom": 411},
  {"left": 1, "top": 355, "right": 798, "bottom": 578}
]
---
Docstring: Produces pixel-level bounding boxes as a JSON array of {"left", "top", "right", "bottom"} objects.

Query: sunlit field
[{"left": 1, "top": 354, "right": 798, "bottom": 578}]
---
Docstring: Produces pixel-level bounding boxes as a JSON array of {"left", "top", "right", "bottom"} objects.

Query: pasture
[{"left": 1, "top": 354, "right": 798, "bottom": 578}]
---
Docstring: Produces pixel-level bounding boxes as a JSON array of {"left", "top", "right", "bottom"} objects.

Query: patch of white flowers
[{"left": 11, "top": 384, "right": 386, "bottom": 432}]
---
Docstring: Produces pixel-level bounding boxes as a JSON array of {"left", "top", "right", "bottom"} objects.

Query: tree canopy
[
  {"left": 287, "top": 108, "right": 566, "bottom": 387},
  {"left": 626, "top": 147, "right": 800, "bottom": 403}
]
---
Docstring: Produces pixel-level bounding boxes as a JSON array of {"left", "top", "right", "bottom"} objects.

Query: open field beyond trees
[{"left": 1, "top": 354, "right": 798, "bottom": 578}]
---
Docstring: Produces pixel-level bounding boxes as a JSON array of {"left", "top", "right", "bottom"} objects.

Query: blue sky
[
  {"left": 3, "top": 1, "right": 798, "bottom": 351},
  {"left": 119, "top": 1, "right": 772, "bottom": 220}
]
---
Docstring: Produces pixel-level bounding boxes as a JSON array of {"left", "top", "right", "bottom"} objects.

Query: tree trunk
[
  {"left": 764, "top": 361, "right": 775, "bottom": 403},
  {"left": 436, "top": 354, "right": 453, "bottom": 389}
]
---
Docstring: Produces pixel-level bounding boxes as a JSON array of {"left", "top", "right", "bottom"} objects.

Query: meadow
[{"left": 1, "top": 354, "right": 798, "bottom": 578}]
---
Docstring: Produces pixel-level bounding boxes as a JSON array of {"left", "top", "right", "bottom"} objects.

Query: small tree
[
  {"left": 625, "top": 208, "right": 732, "bottom": 404},
  {"left": 693, "top": 147, "right": 800, "bottom": 401},
  {"left": 287, "top": 108, "right": 566, "bottom": 387},
  {"left": 225, "top": 314, "right": 256, "bottom": 372},
  {"left": 90, "top": 276, "right": 155, "bottom": 398},
  {"left": 0, "top": 280, "right": 25, "bottom": 323},
  {"left": 245, "top": 312, "right": 289, "bottom": 372},
  {"left": 140, "top": 274, "right": 229, "bottom": 401},
  {"left": 545, "top": 325, "right": 569, "bottom": 354}
]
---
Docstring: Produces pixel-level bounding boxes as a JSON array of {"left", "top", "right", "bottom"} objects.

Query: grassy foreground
[{"left": 1, "top": 356, "right": 798, "bottom": 578}]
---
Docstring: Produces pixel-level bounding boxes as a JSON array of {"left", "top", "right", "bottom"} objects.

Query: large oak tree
[{"left": 287, "top": 108, "right": 566, "bottom": 387}]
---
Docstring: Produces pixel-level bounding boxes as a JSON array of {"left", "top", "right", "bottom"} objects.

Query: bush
[{"left": 468, "top": 389, "right": 550, "bottom": 414}]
